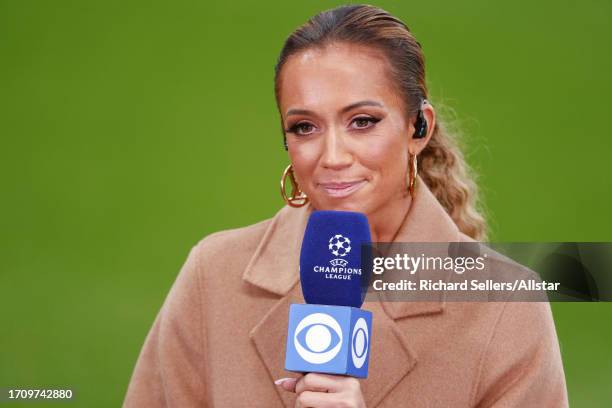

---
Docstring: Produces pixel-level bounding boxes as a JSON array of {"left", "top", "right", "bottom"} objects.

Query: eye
[
  {"left": 350, "top": 116, "right": 381, "bottom": 130},
  {"left": 296, "top": 323, "right": 341, "bottom": 354},
  {"left": 286, "top": 121, "right": 317, "bottom": 136}
]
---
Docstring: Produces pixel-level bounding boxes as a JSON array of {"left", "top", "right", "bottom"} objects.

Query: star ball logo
[{"left": 329, "top": 234, "right": 351, "bottom": 267}]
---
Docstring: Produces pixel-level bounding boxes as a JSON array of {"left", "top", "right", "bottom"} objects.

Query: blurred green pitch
[{"left": 0, "top": 1, "right": 610, "bottom": 406}]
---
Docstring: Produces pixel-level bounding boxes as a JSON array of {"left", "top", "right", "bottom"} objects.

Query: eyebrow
[{"left": 285, "top": 100, "right": 385, "bottom": 117}]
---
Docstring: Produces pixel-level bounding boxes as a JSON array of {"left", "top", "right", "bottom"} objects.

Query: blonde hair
[{"left": 274, "top": 4, "right": 488, "bottom": 240}]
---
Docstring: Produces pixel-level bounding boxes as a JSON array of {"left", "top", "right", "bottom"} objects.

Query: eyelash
[{"left": 285, "top": 116, "right": 381, "bottom": 136}]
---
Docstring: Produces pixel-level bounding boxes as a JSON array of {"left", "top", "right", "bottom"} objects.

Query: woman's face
[{"left": 278, "top": 42, "right": 421, "bottom": 216}]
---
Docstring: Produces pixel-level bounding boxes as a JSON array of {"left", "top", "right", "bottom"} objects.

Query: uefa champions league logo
[
  {"left": 312, "top": 233, "right": 361, "bottom": 279},
  {"left": 329, "top": 234, "right": 351, "bottom": 267}
]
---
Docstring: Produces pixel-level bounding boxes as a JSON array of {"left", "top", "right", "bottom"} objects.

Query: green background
[{"left": 1, "top": 0, "right": 610, "bottom": 406}]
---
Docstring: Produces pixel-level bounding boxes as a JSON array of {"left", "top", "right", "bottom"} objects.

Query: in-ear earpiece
[{"left": 413, "top": 108, "right": 428, "bottom": 139}]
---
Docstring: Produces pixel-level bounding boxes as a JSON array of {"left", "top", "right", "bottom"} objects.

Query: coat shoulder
[{"left": 193, "top": 216, "right": 274, "bottom": 263}]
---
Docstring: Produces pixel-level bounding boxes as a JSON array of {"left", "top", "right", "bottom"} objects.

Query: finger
[
  {"left": 321, "top": 373, "right": 361, "bottom": 394},
  {"left": 295, "top": 390, "right": 333, "bottom": 408},
  {"left": 295, "top": 373, "right": 342, "bottom": 394},
  {"left": 275, "top": 377, "right": 299, "bottom": 392}
]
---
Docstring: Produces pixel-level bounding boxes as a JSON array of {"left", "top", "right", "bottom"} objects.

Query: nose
[{"left": 320, "top": 127, "right": 353, "bottom": 170}]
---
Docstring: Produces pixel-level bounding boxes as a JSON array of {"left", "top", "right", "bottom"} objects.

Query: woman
[{"left": 124, "top": 5, "right": 568, "bottom": 407}]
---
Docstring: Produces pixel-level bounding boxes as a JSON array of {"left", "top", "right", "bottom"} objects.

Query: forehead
[{"left": 278, "top": 42, "right": 401, "bottom": 111}]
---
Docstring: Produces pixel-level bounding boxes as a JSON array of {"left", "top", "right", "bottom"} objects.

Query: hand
[{"left": 275, "top": 373, "right": 366, "bottom": 408}]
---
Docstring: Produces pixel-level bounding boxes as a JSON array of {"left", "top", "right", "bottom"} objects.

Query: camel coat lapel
[{"left": 244, "top": 176, "right": 460, "bottom": 407}]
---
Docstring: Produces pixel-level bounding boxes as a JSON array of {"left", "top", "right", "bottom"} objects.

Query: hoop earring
[
  {"left": 280, "top": 164, "right": 308, "bottom": 207},
  {"left": 408, "top": 154, "right": 418, "bottom": 198}
]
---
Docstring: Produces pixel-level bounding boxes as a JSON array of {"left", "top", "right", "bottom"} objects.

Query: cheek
[
  {"left": 359, "top": 131, "right": 408, "bottom": 178},
  {"left": 289, "top": 145, "right": 319, "bottom": 183}
]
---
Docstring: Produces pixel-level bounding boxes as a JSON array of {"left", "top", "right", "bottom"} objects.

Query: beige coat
[{"left": 123, "top": 177, "right": 569, "bottom": 407}]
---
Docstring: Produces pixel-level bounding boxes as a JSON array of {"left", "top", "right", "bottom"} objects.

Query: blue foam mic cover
[{"left": 300, "top": 210, "right": 372, "bottom": 308}]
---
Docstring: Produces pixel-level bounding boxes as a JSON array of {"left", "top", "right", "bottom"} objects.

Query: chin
[{"left": 313, "top": 198, "right": 367, "bottom": 214}]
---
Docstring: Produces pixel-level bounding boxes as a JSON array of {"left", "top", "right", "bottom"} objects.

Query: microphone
[{"left": 285, "top": 210, "right": 373, "bottom": 378}]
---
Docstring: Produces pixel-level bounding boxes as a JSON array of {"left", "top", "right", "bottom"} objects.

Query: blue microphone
[{"left": 285, "top": 210, "right": 373, "bottom": 378}]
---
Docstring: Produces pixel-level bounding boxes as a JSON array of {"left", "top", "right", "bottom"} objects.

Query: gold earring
[
  {"left": 408, "top": 154, "right": 418, "bottom": 198},
  {"left": 280, "top": 164, "right": 308, "bottom": 207}
]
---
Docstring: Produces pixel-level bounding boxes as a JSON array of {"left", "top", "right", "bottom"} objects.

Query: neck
[{"left": 367, "top": 192, "right": 412, "bottom": 243}]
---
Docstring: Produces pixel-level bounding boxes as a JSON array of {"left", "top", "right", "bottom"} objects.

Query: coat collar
[
  {"left": 244, "top": 176, "right": 461, "bottom": 407},
  {"left": 242, "top": 175, "right": 461, "bottom": 314}
]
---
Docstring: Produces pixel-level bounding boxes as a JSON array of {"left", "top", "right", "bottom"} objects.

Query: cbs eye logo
[
  {"left": 351, "top": 318, "right": 369, "bottom": 368},
  {"left": 294, "top": 313, "right": 343, "bottom": 364}
]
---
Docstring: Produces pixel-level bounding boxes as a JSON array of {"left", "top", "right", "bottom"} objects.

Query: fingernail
[{"left": 274, "top": 377, "right": 291, "bottom": 385}]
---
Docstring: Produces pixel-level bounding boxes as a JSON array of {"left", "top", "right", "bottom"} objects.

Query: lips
[{"left": 318, "top": 180, "right": 367, "bottom": 198}]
